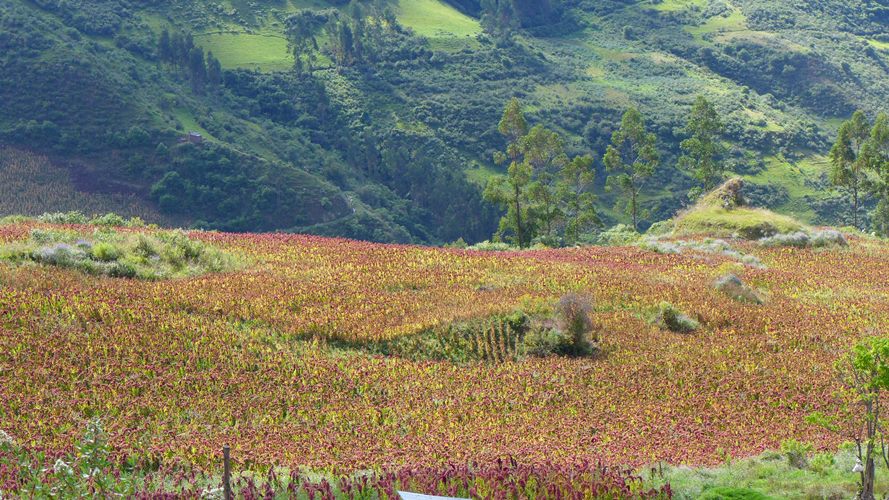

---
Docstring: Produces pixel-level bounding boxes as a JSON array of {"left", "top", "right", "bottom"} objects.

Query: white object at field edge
[{"left": 398, "top": 492, "right": 469, "bottom": 500}]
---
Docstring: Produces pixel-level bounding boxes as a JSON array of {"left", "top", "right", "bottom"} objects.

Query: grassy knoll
[{"left": 673, "top": 178, "right": 809, "bottom": 238}]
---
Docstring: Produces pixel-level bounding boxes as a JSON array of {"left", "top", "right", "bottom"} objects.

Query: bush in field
[
  {"left": 37, "top": 211, "right": 89, "bottom": 224},
  {"left": 35, "top": 211, "right": 146, "bottom": 228},
  {"left": 91, "top": 242, "right": 120, "bottom": 262},
  {"left": 651, "top": 302, "right": 699, "bottom": 333},
  {"left": 522, "top": 326, "right": 572, "bottom": 357},
  {"left": 467, "top": 240, "right": 514, "bottom": 251},
  {"left": 780, "top": 438, "right": 813, "bottom": 469},
  {"left": 0, "top": 228, "right": 241, "bottom": 279},
  {"left": 387, "top": 312, "right": 529, "bottom": 362},
  {"left": 389, "top": 297, "right": 599, "bottom": 362},
  {"left": 593, "top": 224, "right": 641, "bottom": 246},
  {"left": 810, "top": 230, "right": 848, "bottom": 247},
  {"left": 714, "top": 274, "right": 764, "bottom": 304},
  {"left": 758, "top": 230, "right": 848, "bottom": 248},
  {"left": 809, "top": 452, "right": 835, "bottom": 476},
  {"left": 554, "top": 293, "right": 597, "bottom": 355}
]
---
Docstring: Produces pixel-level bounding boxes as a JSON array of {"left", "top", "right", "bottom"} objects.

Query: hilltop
[{"left": 2, "top": 0, "right": 889, "bottom": 243}]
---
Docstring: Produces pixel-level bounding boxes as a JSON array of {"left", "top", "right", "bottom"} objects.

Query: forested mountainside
[{"left": 2, "top": 0, "right": 889, "bottom": 243}]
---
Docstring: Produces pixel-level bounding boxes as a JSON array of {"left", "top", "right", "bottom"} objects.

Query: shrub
[
  {"left": 32, "top": 243, "right": 86, "bottom": 267},
  {"left": 652, "top": 302, "right": 699, "bottom": 333},
  {"left": 780, "top": 438, "right": 812, "bottom": 469},
  {"left": 467, "top": 240, "right": 514, "bottom": 251},
  {"left": 810, "top": 229, "right": 848, "bottom": 247},
  {"left": 37, "top": 211, "right": 88, "bottom": 224},
  {"left": 1, "top": 228, "right": 242, "bottom": 280},
  {"left": 758, "top": 230, "right": 848, "bottom": 248},
  {"left": 0, "top": 215, "right": 34, "bottom": 225},
  {"left": 638, "top": 238, "right": 682, "bottom": 254},
  {"left": 714, "top": 274, "right": 764, "bottom": 304},
  {"left": 758, "top": 231, "right": 810, "bottom": 248},
  {"left": 554, "top": 293, "right": 597, "bottom": 355},
  {"left": 646, "top": 220, "right": 675, "bottom": 236},
  {"left": 522, "top": 326, "right": 571, "bottom": 357},
  {"left": 444, "top": 237, "right": 468, "bottom": 249},
  {"left": 593, "top": 224, "right": 641, "bottom": 246},
  {"left": 809, "top": 451, "right": 834, "bottom": 476},
  {"left": 91, "top": 242, "right": 120, "bottom": 262},
  {"left": 387, "top": 302, "right": 599, "bottom": 362}
]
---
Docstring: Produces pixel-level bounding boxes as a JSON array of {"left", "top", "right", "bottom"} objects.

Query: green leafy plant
[
  {"left": 809, "top": 452, "right": 835, "bottom": 476},
  {"left": 780, "top": 438, "right": 813, "bottom": 469},
  {"left": 651, "top": 302, "right": 699, "bottom": 333}
]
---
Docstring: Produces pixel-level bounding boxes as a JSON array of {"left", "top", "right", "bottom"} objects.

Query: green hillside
[{"left": 2, "top": 0, "right": 889, "bottom": 241}]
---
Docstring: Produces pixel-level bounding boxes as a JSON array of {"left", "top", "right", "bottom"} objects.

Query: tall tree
[
  {"left": 863, "top": 112, "right": 889, "bottom": 235},
  {"left": 328, "top": 21, "right": 356, "bottom": 66},
  {"left": 603, "top": 108, "right": 659, "bottom": 232},
  {"left": 557, "top": 154, "right": 599, "bottom": 245},
  {"left": 484, "top": 161, "right": 534, "bottom": 247},
  {"left": 679, "top": 95, "right": 726, "bottom": 195},
  {"left": 206, "top": 51, "right": 222, "bottom": 86},
  {"left": 830, "top": 110, "right": 871, "bottom": 228},
  {"left": 170, "top": 32, "right": 183, "bottom": 67},
  {"left": 486, "top": 98, "right": 532, "bottom": 247},
  {"left": 181, "top": 32, "right": 195, "bottom": 66},
  {"left": 520, "top": 124, "right": 566, "bottom": 238},
  {"left": 158, "top": 29, "right": 172, "bottom": 64},
  {"left": 188, "top": 47, "right": 206, "bottom": 92},
  {"left": 286, "top": 12, "right": 321, "bottom": 74},
  {"left": 497, "top": 97, "right": 528, "bottom": 147},
  {"left": 480, "top": 0, "right": 518, "bottom": 42}
]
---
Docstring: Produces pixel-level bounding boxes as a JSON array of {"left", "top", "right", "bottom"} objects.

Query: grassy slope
[
  {"left": 194, "top": 32, "right": 293, "bottom": 72},
  {"left": 396, "top": 0, "right": 482, "bottom": 51}
]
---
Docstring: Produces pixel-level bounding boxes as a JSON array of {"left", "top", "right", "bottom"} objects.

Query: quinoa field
[{"left": 0, "top": 221, "right": 888, "bottom": 495}]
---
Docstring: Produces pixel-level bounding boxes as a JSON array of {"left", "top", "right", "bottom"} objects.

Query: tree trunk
[
  {"left": 513, "top": 184, "right": 525, "bottom": 248},
  {"left": 631, "top": 188, "right": 638, "bottom": 232},
  {"left": 861, "top": 454, "right": 876, "bottom": 500},
  {"left": 854, "top": 185, "right": 860, "bottom": 229}
]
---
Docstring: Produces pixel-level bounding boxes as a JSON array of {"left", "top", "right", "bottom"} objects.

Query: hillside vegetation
[{"left": 3, "top": 0, "right": 889, "bottom": 243}]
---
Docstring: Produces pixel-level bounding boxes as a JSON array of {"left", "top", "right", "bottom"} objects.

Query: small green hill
[{"left": 674, "top": 178, "right": 807, "bottom": 239}]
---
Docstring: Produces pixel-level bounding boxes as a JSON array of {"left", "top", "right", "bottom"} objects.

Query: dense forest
[{"left": 2, "top": 0, "right": 889, "bottom": 242}]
